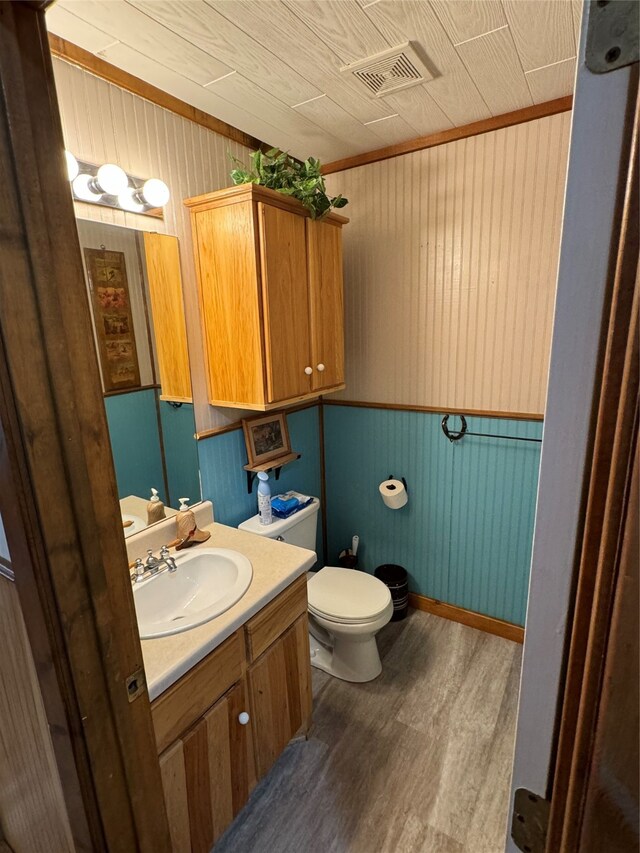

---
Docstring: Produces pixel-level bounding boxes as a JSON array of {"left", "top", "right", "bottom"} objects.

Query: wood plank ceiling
[{"left": 46, "top": 0, "right": 581, "bottom": 163}]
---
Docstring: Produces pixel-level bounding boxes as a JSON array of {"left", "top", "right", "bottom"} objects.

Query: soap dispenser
[
  {"left": 176, "top": 497, "right": 210, "bottom": 549},
  {"left": 146, "top": 487, "right": 166, "bottom": 525}
]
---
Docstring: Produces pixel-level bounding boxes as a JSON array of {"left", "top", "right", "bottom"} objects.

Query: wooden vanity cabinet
[
  {"left": 159, "top": 680, "right": 255, "bottom": 853},
  {"left": 184, "top": 184, "right": 348, "bottom": 410},
  {"left": 152, "top": 575, "right": 312, "bottom": 851},
  {"left": 248, "top": 614, "right": 312, "bottom": 780}
]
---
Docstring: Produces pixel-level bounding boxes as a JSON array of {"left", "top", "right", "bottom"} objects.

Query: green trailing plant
[{"left": 229, "top": 148, "right": 348, "bottom": 220}]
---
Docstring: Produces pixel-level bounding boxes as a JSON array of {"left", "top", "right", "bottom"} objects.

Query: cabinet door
[
  {"left": 194, "top": 201, "right": 266, "bottom": 407},
  {"left": 248, "top": 613, "right": 312, "bottom": 780},
  {"left": 258, "top": 203, "right": 312, "bottom": 402},
  {"left": 307, "top": 219, "right": 345, "bottom": 391},
  {"left": 143, "top": 232, "right": 192, "bottom": 402},
  {"left": 159, "top": 681, "right": 255, "bottom": 853}
]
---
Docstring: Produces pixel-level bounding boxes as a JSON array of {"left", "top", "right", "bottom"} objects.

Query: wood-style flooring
[{"left": 215, "top": 609, "right": 522, "bottom": 853}]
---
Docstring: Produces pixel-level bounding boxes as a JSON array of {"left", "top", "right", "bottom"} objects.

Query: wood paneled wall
[
  {"left": 53, "top": 57, "right": 251, "bottom": 433},
  {"left": 325, "top": 111, "right": 571, "bottom": 415},
  {"left": 0, "top": 577, "right": 74, "bottom": 852}
]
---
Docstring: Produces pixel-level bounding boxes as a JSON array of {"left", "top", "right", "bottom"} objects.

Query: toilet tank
[{"left": 238, "top": 498, "right": 319, "bottom": 550}]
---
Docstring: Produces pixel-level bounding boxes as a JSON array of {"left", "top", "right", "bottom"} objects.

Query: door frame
[
  {"left": 507, "top": 2, "right": 638, "bottom": 849},
  {"left": 0, "top": 3, "right": 170, "bottom": 849}
]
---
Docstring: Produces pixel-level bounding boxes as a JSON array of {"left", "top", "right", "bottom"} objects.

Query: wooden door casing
[
  {"left": 0, "top": 4, "right": 171, "bottom": 849},
  {"left": 248, "top": 613, "right": 313, "bottom": 781},
  {"left": 258, "top": 203, "right": 312, "bottom": 403},
  {"left": 307, "top": 219, "right": 345, "bottom": 392}
]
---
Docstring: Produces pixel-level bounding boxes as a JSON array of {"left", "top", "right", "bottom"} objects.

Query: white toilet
[{"left": 238, "top": 498, "right": 393, "bottom": 682}]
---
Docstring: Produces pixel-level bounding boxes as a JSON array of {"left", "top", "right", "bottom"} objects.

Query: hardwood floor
[{"left": 215, "top": 609, "right": 522, "bottom": 853}]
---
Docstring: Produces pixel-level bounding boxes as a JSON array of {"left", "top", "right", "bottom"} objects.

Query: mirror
[{"left": 76, "top": 219, "right": 200, "bottom": 538}]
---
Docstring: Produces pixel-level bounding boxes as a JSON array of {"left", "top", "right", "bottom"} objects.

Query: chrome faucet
[
  {"left": 159, "top": 545, "right": 178, "bottom": 573},
  {"left": 131, "top": 546, "right": 178, "bottom": 583}
]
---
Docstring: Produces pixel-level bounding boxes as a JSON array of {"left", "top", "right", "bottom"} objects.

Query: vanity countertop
[{"left": 140, "top": 521, "right": 316, "bottom": 701}]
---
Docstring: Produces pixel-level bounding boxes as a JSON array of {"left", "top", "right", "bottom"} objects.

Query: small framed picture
[{"left": 242, "top": 411, "right": 291, "bottom": 466}]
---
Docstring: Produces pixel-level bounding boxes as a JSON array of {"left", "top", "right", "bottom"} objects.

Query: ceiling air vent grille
[{"left": 341, "top": 42, "right": 434, "bottom": 98}]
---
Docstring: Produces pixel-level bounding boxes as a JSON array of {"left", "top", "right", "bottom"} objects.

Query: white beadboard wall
[
  {"left": 325, "top": 111, "right": 572, "bottom": 415},
  {"left": 53, "top": 57, "right": 251, "bottom": 433}
]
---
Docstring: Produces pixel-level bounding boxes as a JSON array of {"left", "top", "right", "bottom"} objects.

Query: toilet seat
[{"left": 307, "top": 567, "right": 392, "bottom": 624}]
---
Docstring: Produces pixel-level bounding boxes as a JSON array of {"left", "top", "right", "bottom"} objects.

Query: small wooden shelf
[{"left": 243, "top": 452, "right": 301, "bottom": 493}]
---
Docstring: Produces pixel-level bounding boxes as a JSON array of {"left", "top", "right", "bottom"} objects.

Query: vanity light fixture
[
  {"left": 141, "top": 177, "right": 170, "bottom": 208},
  {"left": 95, "top": 163, "right": 129, "bottom": 195},
  {"left": 65, "top": 151, "right": 170, "bottom": 219},
  {"left": 64, "top": 150, "right": 79, "bottom": 181},
  {"left": 72, "top": 173, "right": 103, "bottom": 202},
  {"left": 118, "top": 187, "right": 146, "bottom": 213}
]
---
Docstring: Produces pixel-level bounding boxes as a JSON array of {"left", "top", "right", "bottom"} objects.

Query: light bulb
[
  {"left": 142, "top": 178, "right": 170, "bottom": 207},
  {"left": 96, "top": 163, "right": 128, "bottom": 195},
  {"left": 65, "top": 150, "right": 79, "bottom": 181},
  {"left": 118, "top": 188, "right": 145, "bottom": 213},
  {"left": 72, "top": 173, "right": 103, "bottom": 202}
]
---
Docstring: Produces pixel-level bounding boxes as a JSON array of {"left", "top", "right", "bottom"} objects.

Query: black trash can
[{"left": 374, "top": 564, "right": 409, "bottom": 621}]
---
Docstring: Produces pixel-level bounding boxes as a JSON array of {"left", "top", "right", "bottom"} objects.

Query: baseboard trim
[{"left": 408, "top": 593, "right": 524, "bottom": 644}]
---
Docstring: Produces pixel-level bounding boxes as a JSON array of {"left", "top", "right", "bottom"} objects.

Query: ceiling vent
[{"left": 341, "top": 42, "right": 434, "bottom": 98}]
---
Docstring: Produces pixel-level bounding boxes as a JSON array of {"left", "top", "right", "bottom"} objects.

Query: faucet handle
[
  {"left": 146, "top": 549, "right": 157, "bottom": 566},
  {"left": 159, "top": 545, "right": 170, "bottom": 559}
]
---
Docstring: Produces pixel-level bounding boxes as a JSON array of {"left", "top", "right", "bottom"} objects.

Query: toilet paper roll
[{"left": 379, "top": 478, "right": 408, "bottom": 509}]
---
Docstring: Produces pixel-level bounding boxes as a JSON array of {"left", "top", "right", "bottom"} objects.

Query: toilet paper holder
[{"left": 387, "top": 475, "right": 408, "bottom": 495}]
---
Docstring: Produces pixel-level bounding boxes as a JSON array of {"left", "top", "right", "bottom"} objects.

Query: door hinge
[
  {"left": 125, "top": 667, "right": 147, "bottom": 702},
  {"left": 586, "top": 0, "right": 639, "bottom": 74},
  {"left": 511, "top": 788, "right": 551, "bottom": 853}
]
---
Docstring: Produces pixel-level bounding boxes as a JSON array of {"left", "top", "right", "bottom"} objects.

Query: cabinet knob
[
  {"left": 304, "top": 366, "right": 313, "bottom": 375},
  {"left": 238, "top": 712, "right": 250, "bottom": 725},
  {"left": 317, "top": 363, "right": 325, "bottom": 372}
]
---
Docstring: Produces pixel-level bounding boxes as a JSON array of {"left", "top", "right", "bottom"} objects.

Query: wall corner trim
[
  {"left": 322, "top": 399, "right": 544, "bottom": 422},
  {"left": 409, "top": 593, "right": 525, "bottom": 644},
  {"left": 48, "top": 34, "right": 265, "bottom": 152},
  {"left": 322, "top": 96, "right": 573, "bottom": 175}
]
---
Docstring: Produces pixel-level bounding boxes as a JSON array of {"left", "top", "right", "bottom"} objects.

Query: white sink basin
[
  {"left": 122, "top": 513, "right": 145, "bottom": 538},
  {"left": 133, "top": 547, "right": 253, "bottom": 639}
]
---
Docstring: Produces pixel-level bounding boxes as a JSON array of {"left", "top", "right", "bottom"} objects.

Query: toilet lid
[{"left": 308, "top": 567, "right": 392, "bottom": 623}]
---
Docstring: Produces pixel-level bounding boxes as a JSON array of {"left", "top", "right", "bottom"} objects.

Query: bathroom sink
[{"left": 133, "top": 548, "right": 253, "bottom": 639}]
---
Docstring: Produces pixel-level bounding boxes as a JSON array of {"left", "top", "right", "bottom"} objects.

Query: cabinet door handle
[
  {"left": 317, "top": 363, "right": 325, "bottom": 372},
  {"left": 238, "top": 712, "right": 250, "bottom": 725},
  {"left": 304, "top": 366, "right": 313, "bottom": 375}
]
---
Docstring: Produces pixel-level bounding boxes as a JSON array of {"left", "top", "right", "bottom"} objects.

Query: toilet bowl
[
  {"left": 238, "top": 498, "right": 393, "bottom": 682},
  {"left": 307, "top": 567, "right": 393, "bottom": 682}
]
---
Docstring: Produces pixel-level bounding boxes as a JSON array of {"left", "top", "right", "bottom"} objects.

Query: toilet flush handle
[{"left": 276, "top": 535, "right": 285, "bottom": 542}]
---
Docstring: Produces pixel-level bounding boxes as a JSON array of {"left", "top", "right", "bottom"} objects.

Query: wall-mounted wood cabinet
[
  {"left": 185, "top": 184, "right": 348, "bottom": 410},
  {"left": 153, "top": 575, "right": 312, "bottom": 852},
  {"left": 143, "top": 232, "right": 192, "bottom": 403}
]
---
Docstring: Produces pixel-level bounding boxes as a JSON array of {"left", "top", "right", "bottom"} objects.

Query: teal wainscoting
[
  {"left": 159, "top": 401, "right": 200, "bottom": 508},
  {"left": 104, "top": 388, "right": 166, "bottom": 504},
  {"left": 198, "top": 406, "right": 325, "bottom": 564},
  {"left": 323, "top": 406, "right": 543, "bottom": 626}
]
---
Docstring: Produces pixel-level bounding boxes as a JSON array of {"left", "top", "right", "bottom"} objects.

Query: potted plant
[{"left": 229, "top": 148, "right": 348, "bottom": 220}]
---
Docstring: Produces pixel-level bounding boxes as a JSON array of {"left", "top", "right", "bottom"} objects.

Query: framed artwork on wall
[
  {"left": 242, "top": 411, "right": 291, "bottom": 466},
  {"left": 84, "top": 247, "right": 141, "bottom": 392}
]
